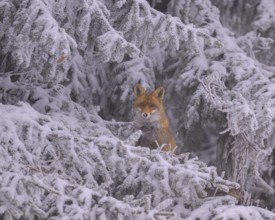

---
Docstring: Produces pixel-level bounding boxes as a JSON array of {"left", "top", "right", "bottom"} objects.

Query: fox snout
[
  {"left": 136, "top": 108, "right": 159, "bottom": 122},
  {"left": 136, "top": 108, "right": 153, "bottom": 119},
  {"left": 141, "top": 112, "right": 151, "bottom": 119}
]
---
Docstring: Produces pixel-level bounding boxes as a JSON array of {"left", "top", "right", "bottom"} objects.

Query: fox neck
[{"left": 158, "top": 110, "right": 169, "bottom": 128}]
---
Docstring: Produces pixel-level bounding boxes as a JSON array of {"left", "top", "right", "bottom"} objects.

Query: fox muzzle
[{"left": 142, "top": 112, "right": 151, "bottom": 119}]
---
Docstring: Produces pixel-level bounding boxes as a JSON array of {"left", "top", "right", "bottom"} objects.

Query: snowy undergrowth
[
  {"left": 1, "top": 0, "right": 275, "bottom": 218},
  {"left": 165, "top": 0, "right": 275, "bottom": 201},
  {"left": 0, "top": 102, "right": 274, "bottom": 220}
]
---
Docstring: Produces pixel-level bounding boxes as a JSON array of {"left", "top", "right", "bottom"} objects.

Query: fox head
[{"left": 133, "top": 84, "right": 165, "bottom": 123}]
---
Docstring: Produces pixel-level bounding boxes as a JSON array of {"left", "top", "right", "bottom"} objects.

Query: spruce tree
[{"left": 1, "top": 0, "right": 275, "bottom": 219}]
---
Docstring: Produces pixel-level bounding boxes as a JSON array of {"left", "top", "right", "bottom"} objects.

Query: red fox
[{"left": 133, "top": 84, "right": 176, "bottom": 152}]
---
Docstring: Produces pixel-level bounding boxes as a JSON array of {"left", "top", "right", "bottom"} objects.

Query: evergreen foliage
[{"left": 0, "top": 0, "right": 275, "bottom": 219}]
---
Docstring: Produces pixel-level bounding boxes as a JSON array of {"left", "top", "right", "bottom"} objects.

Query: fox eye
[{"left": 149, "top": 104, "right": 156, "bottom": 109}]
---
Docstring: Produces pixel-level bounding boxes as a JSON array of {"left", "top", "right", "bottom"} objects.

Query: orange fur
[
  {"left": 133, "top": 84, "right": 176, "bottom": 152},
  {"left": 56, "top": 54, "right": 66, "bottom": 64}
]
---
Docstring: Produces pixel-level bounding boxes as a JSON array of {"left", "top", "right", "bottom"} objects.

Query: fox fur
[{"left": 133, "top": 84, "right": 176, "bottom": 152}]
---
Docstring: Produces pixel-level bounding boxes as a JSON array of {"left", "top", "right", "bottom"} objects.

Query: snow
[
  {"left": 0, "top": 102, "right": 247, "bottom": 219},
  {"left": 1, "top": 0, "right": 275, "bottom": 219}
]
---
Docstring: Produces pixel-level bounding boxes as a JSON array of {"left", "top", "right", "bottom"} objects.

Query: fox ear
[
  {"left": 153, "top": 87, "right": 165, "bottom": 100},
  {"left": 134, "top": 84, "right": 145, "bottom": 97}
]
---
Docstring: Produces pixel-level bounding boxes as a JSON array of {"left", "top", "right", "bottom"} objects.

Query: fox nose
[{"left": 142, "top": 112, "right": 150, "bottom": 119}]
